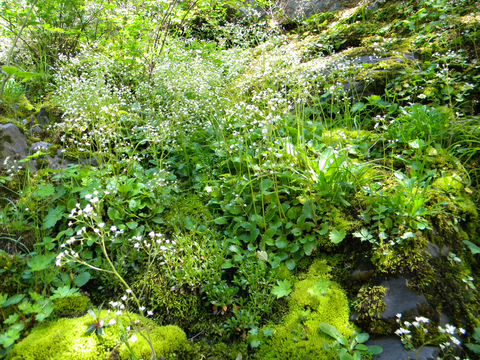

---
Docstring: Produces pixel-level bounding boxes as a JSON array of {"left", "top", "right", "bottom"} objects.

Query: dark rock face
[
  {"left": 369, "top": 337, "right": 440, "bottom": 360},
  {"left": 36, "top": 107, "right": 51, "bottom": 126},
  {"left": 0, "top": 123, "right": 28, "bottom": 167},
  {"left": 380, "top": 278, "right": 428, "bottom": 320}
]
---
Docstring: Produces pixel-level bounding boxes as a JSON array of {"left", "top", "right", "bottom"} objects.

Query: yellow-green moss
[
  {"left": 53, "top": 295, "right": 91, "bottom": 317},
  {"left": 8, "top": 311, "right": 191, "bottom": 360},
  {"left": 255, "top": 260, "right": 355, "bottom": 359},
  {"left": 321, "top": 128, "right": 375, "bottom": 147},
  {"left": 118, "top": 325, "right": 190, "bottom": 359}
]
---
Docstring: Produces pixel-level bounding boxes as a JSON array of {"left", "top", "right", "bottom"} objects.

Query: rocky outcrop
[
  {"left": 0, "top": 123, "right": 28, "bottom": 168},
  {"left": 277, "top": 0, "right": 360, "bottom": 20}
]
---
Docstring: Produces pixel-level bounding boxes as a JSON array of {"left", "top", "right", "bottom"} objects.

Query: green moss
[
  {"left": 53, "top": 295, "right": 91, "bottom": 317},
  {"left": 133, "top": 270, "right": 204, "bottom": 330},
  {"left": 321, "top": 129, "right": 375, "bottom": 147},
  {"left": 118, "top": 325, "right": 191, "bottom": 359},
  {"left": 432, "top": 174, "right": 466, "bottom": 193},
  {"left": 353, "top": 286, "right": 386, "bottom": 320},
  {"left": 8, "top": 311, "right": 191, "bottom": 360},
  {"left": 255, "top": 260, "right": 355, "bottom": 359}
]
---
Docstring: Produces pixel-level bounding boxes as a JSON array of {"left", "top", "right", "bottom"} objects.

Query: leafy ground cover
[{"left": 0, "top": 0, "right": 480, "bottom": 359}]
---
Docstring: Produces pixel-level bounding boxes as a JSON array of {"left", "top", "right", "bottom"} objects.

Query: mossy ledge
[{"left": 7, "top": 311, "right": 192, "bottom": 360}]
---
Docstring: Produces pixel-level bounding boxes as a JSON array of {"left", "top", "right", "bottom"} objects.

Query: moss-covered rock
[
  {"left": 255, "top": 259, "right": 355, "bottom": 359},
  {"left": 8, "top": 311, "right": 191, "bottom": 360},
  {"left": 53, "top": 295, "right": 91, "bottom": 317}
]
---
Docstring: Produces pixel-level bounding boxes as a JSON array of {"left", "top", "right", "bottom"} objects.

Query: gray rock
[
  {"left": 380, "top": 278, "right": 428, "bottom": 320},
  {"left": 278, "top": 0, "right": 360, "bottom": 20},
  {"left": 0, "top": 123, "right": 28, "bottom": 167},
  {"left": 369, "top": 337, "right": 440, "bottom": 360},
  {"left": 30, "top": 141, "right": 52, "bottom": 153},
  {"left": 29, "top": 124, "right": 43, "bottom": 136},
  {"left": 36, "top": 107, "right": 50, "bottom": 126},
  {"left": 426, "top": 242, "right": 441, "bottom": 258}
]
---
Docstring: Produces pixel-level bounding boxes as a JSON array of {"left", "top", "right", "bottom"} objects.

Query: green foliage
[
  {"left": 254, "top": 260, "right": 355, "bottom": 359},
  {"left": 319, "top": 323, "right": 383, "bottom": 360}
]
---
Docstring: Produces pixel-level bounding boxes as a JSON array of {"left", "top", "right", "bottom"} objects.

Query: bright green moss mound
[
  {"left": 255, "top": 260, "right": 355, "bottom": 359},
  {"left": 8, "top": 311, "right": 191, "bottom": 360},
  {"left": 118, "top": 325, "right": 189, "bottom": 359}
]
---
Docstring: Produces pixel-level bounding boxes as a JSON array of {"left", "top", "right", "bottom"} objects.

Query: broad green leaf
[
  {"left": 318, "top": 223, "right": 329, "bottom": 235},
  {"left": 126, "top": 221, "right": 138, "bottom": 229},
  {"left": 339, "top": 353, "right": 354, "bottom": 360},
  {"left": 285, "top": 259, "right": 296, "bottom": 270},
  {"left": 275, "top": 237, "right": 288, "bottom": 249},
  {"left": 214, "top": 216, "right": 228, "bottom": 225},
  {"left": 304, "top": 241, "right": 315, "bottom": 256},
  {"left": 473, "top": 326, "right": 480, "bottom": 342},
  {"left": 318, "top": 323, "right": 342, "bottom": 342},
  {"left": 367, "top": 345, "right": 384, "bottom": 355},
  {"left": 464, "top": 240, "right": 480, "bottom": 255},
  {"left": 466, "top": 343, "right": 480, "bottom": 354},
  {"left": 27, "top": 254, "right": 54, "bottom": 272},
  {"left": 302, "top": 200, "right": 315, "bottom": 219},
  {"left": 2, "top": 294, "right": 25, "bottom": 308},
  {"left": 250, "top": 339, "right": 261, "bottom": 348},
  {"left": 355, "top": 333, "right": 369, "bottom": 343},
  {"left": 43, "top": 205, "right": 65, "bottom": 229},
  {"left": 272, "top": 280, "right": 292, "bottom": 299},
  {"left": 1, "top": 65, "right": 18, "bottom": 75},
  {"left": 73, "top": 271, "right": 90, "bottom": 287},
  {"left": 308, "top": 279, "right": 331, "bottom": 297},
  {"left": 355, "top": 343, "right": 368, "bottom": 351},
  {"left": 260, "top": 179, "right": 274, "bottom": 193},
  {"left": 329, "top": 229, "right": 346, "bottom": 244}
]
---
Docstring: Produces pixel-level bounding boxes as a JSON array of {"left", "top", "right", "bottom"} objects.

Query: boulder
[{"left": 0, "top": 123, "right": 28, "bottom": 168}]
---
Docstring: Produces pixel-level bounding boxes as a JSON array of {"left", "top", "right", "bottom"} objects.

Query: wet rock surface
[
  {"left": 380, "top": 278, "right": 428, "bottom": 320},
  {"left": 369, "top": 337, "right": 440, "bottom": 360}
]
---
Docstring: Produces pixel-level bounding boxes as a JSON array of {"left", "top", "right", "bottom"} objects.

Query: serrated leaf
[
  {"left": 43, "top": 205, "right": 65, "bottom": 229},
  {"left": 271, "top": 280, "right": 292, "bottom": 299},
  {"left": 4, "top": 313, "right": 19, "bottom": 325},
  {"left": 250, "top": 339, "right": 261, "bottom": 348},
  {"left": 304, "top": 241, "right": 315, "bottom": 256},
  {"left": 329, "top": 229, "right": 346, "bottom": 244},
  {"left": 27, "top": 254, "right": 54, "bottom": 272},
  {"left": 33, "top": 184, "right": 55, "bottom": 198}
]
